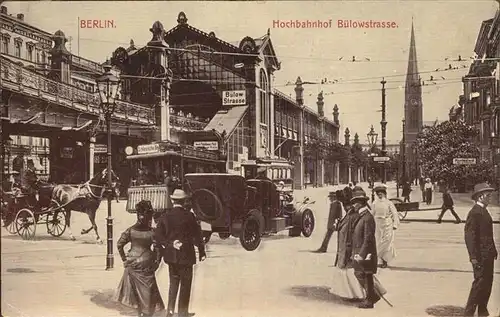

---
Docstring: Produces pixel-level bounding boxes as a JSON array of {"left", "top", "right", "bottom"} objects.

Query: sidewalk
[{"left": 294, "top": 182, "right": 500, "bottom": 223}]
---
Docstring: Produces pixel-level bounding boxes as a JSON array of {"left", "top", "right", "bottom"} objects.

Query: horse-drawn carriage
[
  {"left": 1, "top": 168, "right": 117, "bottom": 241},
  {"left": 1, "top": 182, "right": 68, "bottom": 240}
]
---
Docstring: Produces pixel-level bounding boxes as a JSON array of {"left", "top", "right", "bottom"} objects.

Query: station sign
[
  {"left": 94, "top": 144, "right": 107, "bottom": 154},
  {"left": 194, "top": 141, "right": 219, "bottom": 150},
  {"left": 373, "top": 156, "right": 390, "bottom": 162},
  {"left": 222, "top": 90, "right": 246, "bottom": 106},
  {"left": 453, "top": 158, "right": 476, "bottom": 165},
  {"left": 137, "top": 143, "right": 160, "bottom": 155}
]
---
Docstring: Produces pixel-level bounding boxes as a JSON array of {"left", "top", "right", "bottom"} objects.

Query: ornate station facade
[
  {"left": 109, "top": 12, "right": 341, "bottom": 188},
  {"left": 1, "top": 7, "right": 342, "bottom": 189}
]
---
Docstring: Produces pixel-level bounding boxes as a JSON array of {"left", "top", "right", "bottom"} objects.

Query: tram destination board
[{"left": 182, "top": 147, "right": 219, "bottom": 161}]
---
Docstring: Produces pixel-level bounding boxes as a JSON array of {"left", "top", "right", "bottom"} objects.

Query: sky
[{"left": 5, "top": 1, "right": 498, "bottom": 143}]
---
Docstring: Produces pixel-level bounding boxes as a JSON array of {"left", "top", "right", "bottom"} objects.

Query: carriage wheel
[
  {"left": 5, "top": 218, "right": 17, "bottom": 234},
  {"left": 15, "top": 208, "right": 37, "bottom": 240},
  {"left": 46, "top": 211, "right": 67, "bottom": 237}
]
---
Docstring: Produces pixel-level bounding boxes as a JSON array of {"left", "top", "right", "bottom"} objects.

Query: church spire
[{"left": 405, "top": 21, "right": 420, "bottom": 91}]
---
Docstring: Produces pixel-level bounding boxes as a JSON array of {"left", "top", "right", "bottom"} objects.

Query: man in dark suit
[
  {"left": 437, "top": 185, "right": 461, "bottom": 224},
  {"left": 351, "top": 187, "right": 380, "bottom": 309},
  {"left": 315, "top": 190, "right": 343, "bottom": 253},
  {"left": 464, "top": 183, "right": 498, "bottom": 317},
  {"left": 154, "top": 189, "right": 206, "bottom": 317}
]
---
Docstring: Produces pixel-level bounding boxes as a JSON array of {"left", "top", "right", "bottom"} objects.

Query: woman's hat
[
  {"left": 170, "top": 189, "right": 188, "bottom": 200},
  {"left": 471, "top": 183, "right": 495, "bottom": 200},
  {"left": 351, "top": 187, "right": 369, "bottom": 202},
  {"left": 328, "top": 191, "right": 336, "bottom": 197},
  {"left": 373, "top": 184, "right": 388, "bottom": 193},
  {"left": 136, "top": 200, "right": 153, "bottom": 214}
]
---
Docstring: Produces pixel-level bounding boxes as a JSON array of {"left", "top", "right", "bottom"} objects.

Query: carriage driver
[{"left": 21, "top": 159, "right": 38, "bottom": 205}]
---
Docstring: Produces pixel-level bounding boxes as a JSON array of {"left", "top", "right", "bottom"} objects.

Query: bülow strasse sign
[{"left": 222, "top": 90, "right": 246, "bottom": 106}]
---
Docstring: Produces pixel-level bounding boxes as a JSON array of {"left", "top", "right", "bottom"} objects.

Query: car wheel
[
  {"left": 301, "top": 209, "right": 315, "bottom": 237},
  {"left": 218, "top": 232, "right": 230, "bottom": 240},
  {"left": 239, "top": 215, "right": 261, "bottom": 251}
]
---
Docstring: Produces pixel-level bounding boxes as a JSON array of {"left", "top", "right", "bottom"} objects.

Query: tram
[
  {"left": 241, "top": 157, "right": 295, "bottom": 190},
  {"left": 124, "top": 140, "right": 226, "bottom": 213}
]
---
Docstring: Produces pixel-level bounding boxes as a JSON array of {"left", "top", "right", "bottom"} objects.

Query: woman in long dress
[
  {"left": 371, "top": 185, "right": 400, "bottom": 268},
  {"left": 113, "top": 200, "right": 165, "bottom": 317},
  {"left": 330, "top": 202, "right": 365, "bottom": 300}
]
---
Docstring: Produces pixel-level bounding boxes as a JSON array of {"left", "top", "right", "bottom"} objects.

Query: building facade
[
  {"left": 1, "top": 6, "right": 51, "bottom": 177},
  {"left": 462, "top": 6, "right": 500, "bottom": 167},
  {"left": 108, "top": 12, "right": 341, "bottom": 189},
  {"left": 1, "top": 5, "right": 154, "bottom": 185}
]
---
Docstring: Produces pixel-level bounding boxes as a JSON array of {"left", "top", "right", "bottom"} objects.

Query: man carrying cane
[
  {"left": 350, "top": 187, "right": 381, "bottom": 309},
  {"left": 314, "top": 190, "right": 343, "bottom": 253}
]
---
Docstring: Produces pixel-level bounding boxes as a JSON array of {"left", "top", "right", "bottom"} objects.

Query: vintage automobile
[{"left": 184, "top": 173, "right": 315, "bottom": 251}]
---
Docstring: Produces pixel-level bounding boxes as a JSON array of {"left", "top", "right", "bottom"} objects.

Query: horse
[{"left": 46, "top": 168, "right": 119, "bottom": 243}]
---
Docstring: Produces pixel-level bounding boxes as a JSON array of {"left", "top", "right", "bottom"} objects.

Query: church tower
[{"left": 403, "top": 20, "right": 423, "bottom": 181}]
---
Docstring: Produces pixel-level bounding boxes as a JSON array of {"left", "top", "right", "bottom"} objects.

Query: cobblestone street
[{"left": 2, "top": 184, "right": 499, "bottom": 317}]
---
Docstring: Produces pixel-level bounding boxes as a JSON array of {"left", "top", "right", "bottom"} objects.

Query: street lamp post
[
  {"left": 380, "top": 78, "right": 387, "bottom": 184},
  {"left": 395, "top": 149, "right": 400, "bottom": 198},
  {"left": 96, "top": 60, "right": 120, "bottom": 270},
  {"left": 367, "top": 125, "right": 378, "bottom": 202}
]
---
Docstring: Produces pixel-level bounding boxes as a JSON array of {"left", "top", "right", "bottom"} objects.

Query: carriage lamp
[
  {"left": 96, "top": 59, "right": 120, "bottom": 270},
  {"left": 367, "top": 125, "right": 378, "bottom": 202}
]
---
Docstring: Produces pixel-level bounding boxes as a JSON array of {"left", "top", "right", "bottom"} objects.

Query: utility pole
[
  {"left": 380, "top": 78, "right": 387, "bottom": 184},
  {"left": 402, "top": 119, "right": 406, "bottom": 183}
]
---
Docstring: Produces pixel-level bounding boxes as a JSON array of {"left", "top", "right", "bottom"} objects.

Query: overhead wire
[
  {"left": 78, "top": 37, "right": 487, "bottom": 63},
  {"left": 72, "top": 37, "right": 477, "bottom": 87}
]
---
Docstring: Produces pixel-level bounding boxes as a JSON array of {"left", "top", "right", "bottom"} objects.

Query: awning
[{"left": 204, "top": 106, "right": 248, "bottom": 139}]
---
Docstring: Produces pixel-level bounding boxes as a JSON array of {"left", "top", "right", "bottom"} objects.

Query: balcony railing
[
  {"left": 1, "top": 57, "right": 154, "bottom": 125},
  {"left": 170, "top": 114, "right": 208, "bottom": 131},
  {"left": 71, "top": 54, "right": 103, "bottom": 73}
]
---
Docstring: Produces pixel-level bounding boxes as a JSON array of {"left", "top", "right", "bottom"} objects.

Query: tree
[
  {"left": 325, "top": 142, "right": 350, "bottom": 163},
  {"left": 304, "top": 133, "right": 329, "bottom": 160},
  {"left": 350, "top": 133, "right": 368, "bottom": 167},
  {"left": 415, "top": 120, "right": 494, "bottom": 190}
]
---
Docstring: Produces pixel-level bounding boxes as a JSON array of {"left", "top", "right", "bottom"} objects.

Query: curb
[{"left": 403, "top": 218, "right": 500, "bottom": 224}]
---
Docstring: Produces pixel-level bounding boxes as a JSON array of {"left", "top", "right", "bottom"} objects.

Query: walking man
[
  {"left": 154, "top": 189, "right": 206, "bottom": 317},
  {"left": 464, "top": 183, "right": 498, "bottom": 317},
  {"left": 402, "top": 181, "right": 412, "bottom": 203},
  {"left": 351, "top": 187, "right": 380, "bottom": 309},
  {"left": 315, "top": 190, "right": 343, "bottom": 253},
  {"left": 437, "top": 185, "right": 461, "bottom": 224}
]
